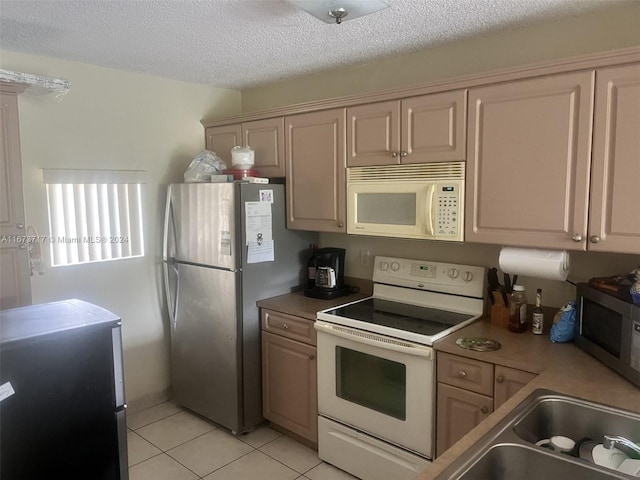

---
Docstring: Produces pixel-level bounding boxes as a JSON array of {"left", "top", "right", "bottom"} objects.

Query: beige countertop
[
  {"left": 421, "top": 319, "right": 640, "bottom": 480},
  {"left": 255, "top": 292, "right": 640, "bottom": 480},
  {"left": 256, "top": 289, "right": 370, "bottom": 321}
]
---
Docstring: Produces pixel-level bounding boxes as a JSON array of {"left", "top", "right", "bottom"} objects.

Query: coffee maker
[{"left": 304, "top": 247, "right": 350, "bottom": 299}]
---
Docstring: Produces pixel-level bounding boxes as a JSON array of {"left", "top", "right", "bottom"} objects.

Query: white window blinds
[{"left": 43, "top": 169, "right": 146, "bottom": 267}]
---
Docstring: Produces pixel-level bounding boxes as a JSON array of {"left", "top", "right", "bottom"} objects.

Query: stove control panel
[{"left": 373, "top": 256, "right": 486, "bottom": 299}]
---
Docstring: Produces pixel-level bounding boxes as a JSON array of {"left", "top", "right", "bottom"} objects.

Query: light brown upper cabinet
[
  {"left": 285, "top": 108, "right": 346, "bottom": 232},
  {"left": 206, "top": 118, "right": 285, "bottom": 177},
  {"left": 205, "top": 124, "right": 241, "bottom": 167},
  {"left": 465, "top": 71, "right": 595, "bottom": 250},
  {"left": 242, "top": 117, "right": 286, "bottom": 177},
  {"left": 588, "top": 63, "right": 640, "bottom": 254},
  {"left": 346, "top": 90, "right": 466, "bottom": 167}
]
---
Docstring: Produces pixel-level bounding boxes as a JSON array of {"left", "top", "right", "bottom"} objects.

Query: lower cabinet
[
  {"left": 436, "top": 352, "right": 536, "bottom": 457},
  {"left": 261, "top": 309, "right": 318, "bottom": 446}
]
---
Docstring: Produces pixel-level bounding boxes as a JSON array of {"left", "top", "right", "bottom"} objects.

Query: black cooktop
[{"left": 324, "top": 298, "right": 475, "bottom": 337}]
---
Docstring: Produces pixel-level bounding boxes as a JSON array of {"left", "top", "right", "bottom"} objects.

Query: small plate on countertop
[{"left": 456, "top": 337, "right": 502, "bottom": 352}]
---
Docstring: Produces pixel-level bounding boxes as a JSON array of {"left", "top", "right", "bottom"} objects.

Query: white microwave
[{"left": 346, "top": 162, "right": 465, "bottom": 241}]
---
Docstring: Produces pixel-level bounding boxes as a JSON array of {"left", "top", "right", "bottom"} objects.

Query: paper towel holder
[{"left": 498, "top": 247, "right": 571, "bottom": 282}]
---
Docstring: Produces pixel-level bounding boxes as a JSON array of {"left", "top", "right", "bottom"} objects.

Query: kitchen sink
[
  {"left": 513, "top": 393, "right": 640, "bottom": 447},
  {"left": 457, "top": 443, "right": 623, "bottom": 480},
  {"left": 437, "top": 389, "right": 640, "bottom": 480}
]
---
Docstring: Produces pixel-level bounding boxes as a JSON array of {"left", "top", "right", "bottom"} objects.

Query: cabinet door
[
  {"left": 285, "top": 108, "right": 346, "bottom": 232},
  {"left": 402, "top": 90, "right": 466, "bottom": 164},
  {"left": 346, "top": 101, "right": 400, "bottom": 167},
  {"left": 466, "top": 71, "right": 594, "bottom": 250},
  {"left": 494, "top": 366, "right": 537, "bottom": 409},
  {"left": 0, "top": 91, "right": 31, "bottom": 309},
  {"left": 242, "top": 117, "right": 285, "bottom": 177},
  {"left": 205, "top": 124, "right": 241, "bottom": 167},
  {"left": 588, "top": 63, "right": 640, "bottom": 254},
  {"left": 436, "top": 383, "right": 493, "bottom": 457},
  {"left": 262, "top": 331, "right": 318, "bottom": 444}
]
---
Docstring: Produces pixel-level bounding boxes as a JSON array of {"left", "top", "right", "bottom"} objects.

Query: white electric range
[{"left": 315, "top": 256, "right": 486, "bottom": 480}]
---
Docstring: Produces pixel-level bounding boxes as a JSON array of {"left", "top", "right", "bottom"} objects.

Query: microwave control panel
[
  {"left": 631, "top": 321, "right": 640, "bottom": 373},
  {"left": 435, "top": 185, "right": 460, "bottom": 237}
]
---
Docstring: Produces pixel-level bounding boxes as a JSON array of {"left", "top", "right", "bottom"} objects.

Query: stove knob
[
  {"left": 380, "top": 261, "right": 389, "bottom": 271},
  {"left": 448, "top": 268, "right": 459, "bottom": 279},
  {"left": 462, "top": 271, "right": 474, "bottom": 282},
  {"left": 391, "top": 261, "right": 400, "bottom": 272}
]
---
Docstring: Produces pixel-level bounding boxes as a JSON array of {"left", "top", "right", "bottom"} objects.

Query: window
[{"left": 43, "top": 169, "right": 145, "bottom": 266}]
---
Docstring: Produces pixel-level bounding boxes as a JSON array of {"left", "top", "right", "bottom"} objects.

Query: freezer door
[
  {"left": 166, "top": 183, "right": 238, "bottom": 269},
  {"left": 171, "top": 262, "right": 242, "bottom": 432}
]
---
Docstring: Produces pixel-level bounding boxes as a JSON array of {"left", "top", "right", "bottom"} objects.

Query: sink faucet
[{"left": 603, "top": 435, "right": 640, "bottom": 457}]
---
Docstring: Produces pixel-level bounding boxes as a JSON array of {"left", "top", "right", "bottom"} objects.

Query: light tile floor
[{"left": 127, "top": 402, "right": 358, "bottom": 480}]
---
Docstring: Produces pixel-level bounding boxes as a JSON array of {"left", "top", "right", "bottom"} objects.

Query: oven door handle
[{"left": 315, "top": 321, "right": 433, "bottom": 359}]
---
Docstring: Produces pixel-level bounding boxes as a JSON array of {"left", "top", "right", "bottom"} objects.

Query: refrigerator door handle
[
  {"left": 163, "top": 186, "right": 177, "bottom": 262},
  {"left": 164, "top": 260, "right": 179, "bottom": 327}
]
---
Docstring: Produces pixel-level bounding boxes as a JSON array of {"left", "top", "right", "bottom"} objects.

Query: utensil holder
[{"left": 490, "top": 305, "right": 510, "bottom": 328}]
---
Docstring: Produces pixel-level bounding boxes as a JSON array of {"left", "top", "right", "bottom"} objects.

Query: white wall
[
  {"left": 241, "top": 2, "right": 640, "bottom": 112},
  {"left": 0, "top": 50, "right": 242, "bottom": 409}
]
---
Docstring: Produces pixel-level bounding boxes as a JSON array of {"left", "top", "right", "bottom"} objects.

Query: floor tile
[
  {"left": 127, "top": 431, "right": 162, "bottom": 466},
  {"left": 260, "top": 435, "right": 321, "bottom": 473},
  {"left": 129, "top": 453, "right": 198, "bottom": 480},
  {"left": 127, "top": 402, "right": 182, "bottom": 430},
  {"left": 167, "top": 428, "right": 254, "bottom": 477},
  {"left": 202, "top": 450, "right": 299, "bottom": 480},
  {"left": 239, "top": 423, "right": 282, "bottom": 448},
  {"left": 305, "top": 462, "right": 359, "bottom": 480},
  {"left": 136, "top": 410, "right": 215, "bottom": 451}
]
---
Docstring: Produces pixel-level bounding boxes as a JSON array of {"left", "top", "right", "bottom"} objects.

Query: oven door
[{"left": 315, "top": 320, "right": 434, "bottom": 457}]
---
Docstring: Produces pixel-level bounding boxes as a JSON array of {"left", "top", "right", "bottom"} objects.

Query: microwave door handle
[{"left": 425, "top": 184, "right": 435, "bottom": 236}]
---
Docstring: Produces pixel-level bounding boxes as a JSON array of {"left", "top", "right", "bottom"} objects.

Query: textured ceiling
[{"left": 0, "top": 0, "right": 628, "bottom": 90}]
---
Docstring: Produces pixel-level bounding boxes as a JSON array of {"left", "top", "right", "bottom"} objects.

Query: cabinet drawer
[
  {"left": 261, "top": 309, "right": 317, "bottom": 346},
  {"left": 437, "top": 352, "right": 494, "bottom": 396}
]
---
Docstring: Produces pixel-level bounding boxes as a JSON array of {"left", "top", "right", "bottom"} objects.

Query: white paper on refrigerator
[
  {"left": 247, "top": 240, "right": 275, "bottom": 264},
  {"left": 245, "top": 201, "right": 272, "bottom": 246}
]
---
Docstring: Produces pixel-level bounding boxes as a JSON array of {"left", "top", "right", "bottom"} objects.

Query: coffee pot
[{"left": 304, "top": 247, "right": 350, "bottom": 299}]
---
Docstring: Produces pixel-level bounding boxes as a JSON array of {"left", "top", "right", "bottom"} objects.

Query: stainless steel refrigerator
[
  {"left": 0, "top": 299, "right": 128, "bottom": 479},
  {"left": 163, "top": 182, "right": 316, "bottom": 434}
]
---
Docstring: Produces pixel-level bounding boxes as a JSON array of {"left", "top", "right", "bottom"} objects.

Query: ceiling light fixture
[
  {"left": 328, "top": 7, "right": 348, "bottom": 24},
  {"left": 290, "top": 0, "right": 389, "bottom": 25}
]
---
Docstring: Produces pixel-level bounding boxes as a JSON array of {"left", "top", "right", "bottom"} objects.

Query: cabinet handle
[
  {"left": 572, "top": 234, "right": 583, "bottom": 242},
  {"left": 282, "top": 323, "right": 289, "bottom": 329},
  {"left": 17, "top": 223, "right": 24, "bottom": 229},
  {"left": 458, "top": 370, "right": 467, "bottom": 378},
  {"left": 390, "top": 151, "right": 398, "bottom": 158},
  {"left": 590, "top": 235, "right": 600, "bottom": 244},
  {"left": 309, "top": 354, "right": 315, "bottom": 360},
  {"left": 400, "top": 151, "right": 408, "bottom": 157},
  {"left": 480, "top": 406, "right": 489, "bottom": 414},
  {"left": 337, "top": 222, "right": 344, "bottom": 228},
  {"left": 496, "top": 375, "right": 504, "bottom": 384},
  {"left": 19, "top": 244, "right": 27, "bottom": 250}
]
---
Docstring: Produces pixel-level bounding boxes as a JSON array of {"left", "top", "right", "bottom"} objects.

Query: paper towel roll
[{"left": 498, "top": 247, "right": 570, "bottom": 281}]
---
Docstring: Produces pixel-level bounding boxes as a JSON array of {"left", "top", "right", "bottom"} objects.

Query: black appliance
[
  {"left": 305, "top": 247, "right": 350, "bottom": 299},
  {"left": 0, "top": 299, "right": 128, "bottom": 479},
  {"left": 575, "top": 283, "right": 640, "bottom": 387}
]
